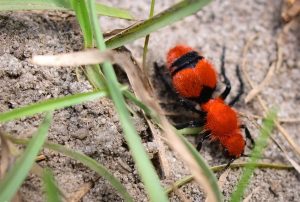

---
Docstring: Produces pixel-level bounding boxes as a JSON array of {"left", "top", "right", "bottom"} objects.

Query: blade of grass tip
[
  {"left": 43, "top": 168, "right": 62, "bottom": 202},
  {"left": 0, "top": 113, "right": 52, "bottom": 202},
  {"left": 177, "top": 127, "right": 202, "bottom": 136},
  {"left": 86, "top": 1, "right": 168, "bottom": 201},
  {"left": 0, "top": 90, "right": 109, "bottom": 123},
  {"left": 106, "top": 0, "right": 212, "bottom": 49},
  {"left": 230, "top": 109, "right": 277, "bottom": 202},
  {"left": 142, "top": 0, "right": 156, "bottom": 70},
  {"left": 6, "top": 136, "right": 134, "bottom": 202},
  {"left": 177, "top": 132, "right": 223, "bottom": 201}
]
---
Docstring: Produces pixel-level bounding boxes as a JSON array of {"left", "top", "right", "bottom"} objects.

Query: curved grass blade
[
  {"left": 230, "top": 109, "right": 277, "bottom": 202},
  {"left": 0, "top": 0, "right": 133, "bottom": 20},
  {"left": 0, "top": 113, "right": 52, "bottom": 202},
  {"left": 123, "top": 90, "right": 158, "bottom": 121},
  {"left": 86, "top": 1, "right": 168, "bottom": 201},
  {"left": 106, "top": 0, "right": 212, "bottom": 49},
  {"left": 95, "top": 3, "right": 133, "bottom": 20},
  {"left": 71, "top": 0, "right": 107, "bottom": 90},
  {"left": 43, "top": 168, "right": 62, "bottom": 202},
  {"left": 178, "top": 127, "right": 202, "bottom": 135},
  {"left": 142, "top": 0, "right": 156, "bottom": 69},
  {"left": 71, "top": 0, "right": 93, "bottom": 48},
  {"left": 177, "top": 132, "right": 223, "bottom": 202},
  {"left": 0, "top": 90, "right": 110, "bottom": 123},
  {"left": 0, "top": 0, "right": 70, "bottom": 11},
  {"left": 6, "top": 135, "right": 134, "bottom": 202},
  {"left": 165, "top": 162, "right": 293, "bottom": 194}
]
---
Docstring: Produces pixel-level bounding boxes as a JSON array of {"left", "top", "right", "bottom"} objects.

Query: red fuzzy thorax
[
  {"left": 172, "top": 59, "right": 217, "bottom": 98},
  {"left": 201, "top": 98, "right": 245, "bottom": 157},
  {"left": 166, "top": 45, "right": 217, "bottom": 99}
]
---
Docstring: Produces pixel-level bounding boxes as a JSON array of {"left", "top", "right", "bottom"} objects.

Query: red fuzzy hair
[
  {"left": 219, "top": 133, "right": 245, "bottom": 157},
  {"left": 166, "top": 45, "right": 217, "bottom": 99},
  {"left": 201, "top": 98, "right": 245, "bottom": 157},
  {"left": 166, "top": 45, "right": 194, "bottom": 69},
  {"left": 172, "top": 59, "right": 217, "bottom": 98}
]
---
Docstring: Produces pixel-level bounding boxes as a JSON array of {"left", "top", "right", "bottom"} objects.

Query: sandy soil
[{"left": 0, "top": 0, "right": 299, "bottom": 201}]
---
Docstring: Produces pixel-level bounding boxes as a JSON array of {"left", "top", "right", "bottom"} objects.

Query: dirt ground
[{"left": 0, "top": 0, "right": 300, "bottom": 201}]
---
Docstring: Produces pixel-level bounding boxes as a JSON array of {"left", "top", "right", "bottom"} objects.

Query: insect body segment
[
  {"left": 201, "top": 98, "right": 245, "bottom": 157},
  {"left": 166, "top": 45, "right": 217, "bottom": 104},
  {"left": 169, "top": 51, "right": 202, "bottom": 76}
]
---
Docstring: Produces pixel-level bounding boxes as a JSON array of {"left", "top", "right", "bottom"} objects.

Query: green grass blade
[
  {"left": 84, "top": 64, "right": 107, "bottom": 89},
  {"left": 177, "top": 133, "right": 223, "bottom": 202},
  {"left": 95, "top": 3, "right": 133, "bottom": 20},
  {"left": 72, "top": 0, "right": 108, "bottom": 90},
  {"left": 71, "top": 0, "right": 93, "bottom": 48},
  {"left": 142, "top": 0, "right": 156, "bottom": 69},
  {"left": 45, "top": 142, "right": 134, "bottom": 202},
  {"left": 101, "top": 68, "right": 169, "bottom": 202},
  {"left": 230, "top": 109, "right": 277, "bottom": 202},
  {"left": 0, "top": 90, "right": 108, "bottom": 123},
  {"left": 0, "top": 0, "right": 133, "bottom": 20},
  {"left": 0, "top": 0, "right": 70, "bottom": 11},
  {"left": 6, "top": 136, "right": 134, "bottom": 202},
  {"left": 123, "top": 91, "right": 158, "bottom": 121},
  {"left": 42, "top": 168, "right": 62, "bottom": 202},
  {"left": 165, "top": 162, "right": 293, "bottom": 195},
  {"left": 106, "top": 0, "right": 212, "bottom": 49},
  {"left": 178, "top": 127, "right": 202, "bottom": 135},
  {"left": 0, "top": 113, "right": 52, "bottom": 202},
  {"left": 86, "top": 1, "right": 168, "bottom": 201}
]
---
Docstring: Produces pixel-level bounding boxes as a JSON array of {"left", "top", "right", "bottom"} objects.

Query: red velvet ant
[{"left": 155, "top": 45, "right": 254, "bottom": 166}]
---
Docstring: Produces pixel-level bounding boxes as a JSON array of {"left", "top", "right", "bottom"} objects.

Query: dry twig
[
  {"left": 115, "top": 47, "right": 172, "bottom": 179},
  {"left": 68, "top": 182, "right": 93, "bottom": 202},
  {"left": 271, "top": 137, "right": 300, "bottom": 173},
  {"left": 244, "top": 62, "right": 276, "bottom": 103},
  {"left": 174, "top": 188, "right": 191, "bottom": 202},
  {"left": 281, "top": 0, "right": 300, "bottom": 22},
  {"left": 241, "top": 36, "right": 300, "bottom": 157},
  {"left": 243, "top": 186, "right": 260, "bottom": 202},
  {"left": 36, "top": 155, "right": 46, "bottom": 161},
  {"left": 239, "top": 112, "right": 300, "bottom": 123},
  {"left": 205, "top": 169, "right": 230, "bottom": 202}
]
